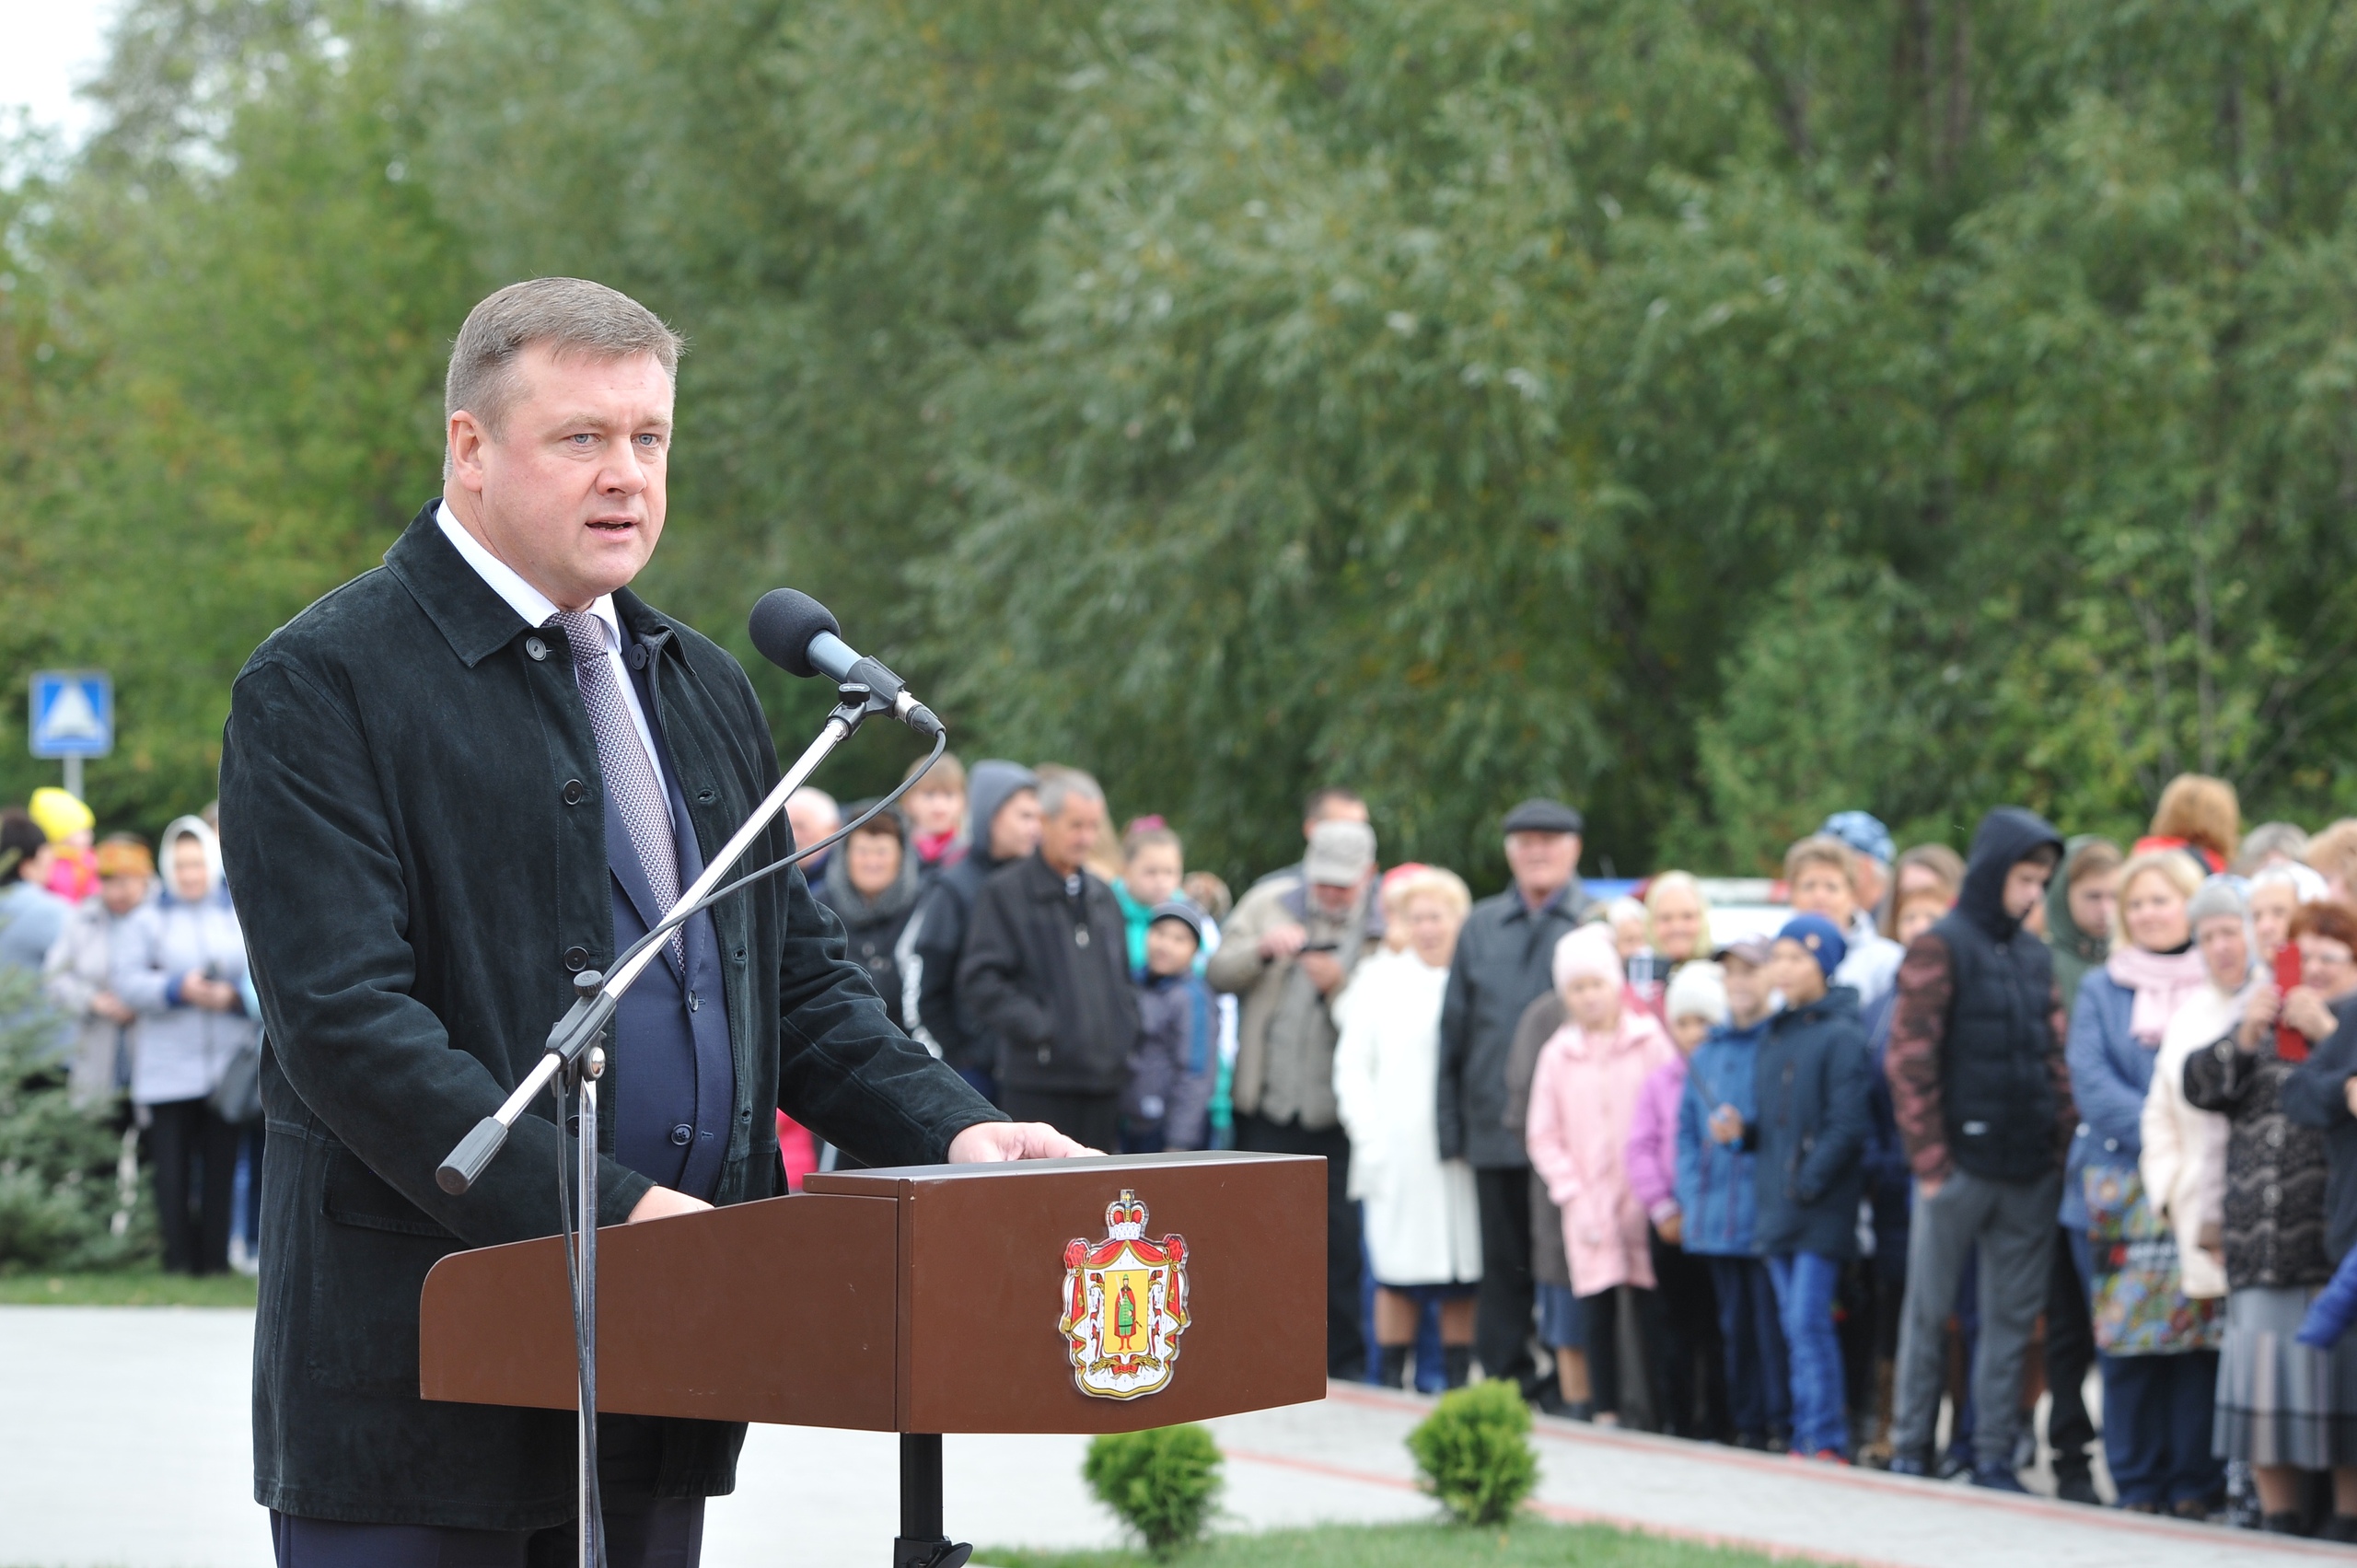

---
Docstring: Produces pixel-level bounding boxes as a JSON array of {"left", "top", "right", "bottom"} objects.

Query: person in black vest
[
  {"left": 896, "top": 760, "right": 1039, "bottom": 1100},
  {"left": 957, "top": 767, "right": 1141, "bottom": 1151},
  {"left": 1881, "top": 807, "right": 2073, "bottom": 1489},
  {"left": 218, "top": 278, "right": 1081, "bottom": 1568}
]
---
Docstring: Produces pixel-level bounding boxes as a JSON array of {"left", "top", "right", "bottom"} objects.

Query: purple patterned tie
[{"left": 551, "top": 610, "right": 683, "bottom": 967}]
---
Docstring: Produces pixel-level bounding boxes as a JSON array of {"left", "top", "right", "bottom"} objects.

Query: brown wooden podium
[{"left": 419, "top": 1150, "right": 1327, "bottom": 1562}]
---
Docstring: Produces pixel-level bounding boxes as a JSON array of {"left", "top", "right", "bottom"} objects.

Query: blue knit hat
[
  {"left": 1820, "top": 810, "right": 1895, "bottom": 867},
  {"left": 1777, "top": 912, "right": 1848, "bottom": 981}
]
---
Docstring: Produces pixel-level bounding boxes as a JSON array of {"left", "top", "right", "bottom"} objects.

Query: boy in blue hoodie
[
  {"left": 1123, "top": 901, "right": 1218, "bottom": 1151},
  {"left": 1678, "top": 937, "right": 1790, "bottom": 1449}
]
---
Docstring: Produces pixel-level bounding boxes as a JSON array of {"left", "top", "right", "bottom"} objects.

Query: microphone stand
[{"left": 435, "top": 679, "right": 900, "bottom": 1568}]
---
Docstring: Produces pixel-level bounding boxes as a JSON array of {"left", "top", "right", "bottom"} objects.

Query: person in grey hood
[
  {"left": 112, "top": 815, "right": 257, "bottom": 1275},
  {"left": 815, "top": 802, "right": 922, "bottom": 1031},
  {"left": 896, "top": 760, "right": 1041, "bottom": 1098}
]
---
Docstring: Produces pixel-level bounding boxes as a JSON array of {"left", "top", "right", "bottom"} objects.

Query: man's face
[
  {"left": 787, "top": 796, "right": 840, "bottom": 852},
  {"left": 1308, "top": 876, "right": 1363, "bottom": 917},
  {"left": 1039, "top": 794, "right": 1105, "bottom": 875},
  {"left": 2002, "top": 858, "right": 2053, "bottom": 921},
  {"left": 1504, "top": 830, "right": 1579, "bottom": 900},
  {"left": 1788, "top": 863, "right": 1856, "bottom": 927},
  {"left": 2067, "top": 868, "right": 2119, "bottom": 942},
  {"left": 446, "top": 343, "right": 674, "bottom": 610},
  {"left": 989, "top": 789, "right": 1042, "bottom": 861}
]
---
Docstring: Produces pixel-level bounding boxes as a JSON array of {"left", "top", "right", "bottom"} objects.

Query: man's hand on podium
[
  {"left": 627, "top": 1186, "right": 714, "bottom": 1223},
  {"left": 947, "top": 1121, "right": 1097, "bottom": 1162}
]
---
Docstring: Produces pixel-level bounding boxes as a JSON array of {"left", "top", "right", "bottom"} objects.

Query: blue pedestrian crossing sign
[{"left": 29, "top": 670, "right": 113, "bottom": 759}]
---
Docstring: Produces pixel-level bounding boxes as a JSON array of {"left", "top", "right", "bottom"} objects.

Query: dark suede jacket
[{"left": 219, "top": 505, "right": 1001, "bottom": 1530}]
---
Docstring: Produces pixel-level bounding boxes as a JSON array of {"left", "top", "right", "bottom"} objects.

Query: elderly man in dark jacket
[
  {"left": 219, "top": 278, "right": 1074, "bottom": 1568},
  {"left": 957, "top": 768, "right": 1138, "bottom": 1151},
  {"left": 1436, "top": 796, "right": 1595, "bottom": 1390}
]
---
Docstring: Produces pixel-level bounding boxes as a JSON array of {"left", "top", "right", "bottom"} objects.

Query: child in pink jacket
[{"left": 1527, "top": 923, "right": 1678, "bottom": 1424}]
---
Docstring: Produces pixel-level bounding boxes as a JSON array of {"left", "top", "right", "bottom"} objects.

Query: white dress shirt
[{"left": 435, "top": 503, "right": 668, "bottom": 784}]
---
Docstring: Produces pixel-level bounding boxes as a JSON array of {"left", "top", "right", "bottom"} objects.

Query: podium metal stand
[{"left": 419, "top": 1151, "right": 1327, "bottom": 1562}]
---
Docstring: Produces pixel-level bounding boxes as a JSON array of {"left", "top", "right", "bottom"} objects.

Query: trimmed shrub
[
  {"left": 1083, "top": 1423, "right": 1224, "bottom": 1558},
  {"left": 1407, "top": 1379, "right": 1538, "bottom": 1525},
  {"left": 0, "top": 972, "right": 157, "bottom": 1273}
]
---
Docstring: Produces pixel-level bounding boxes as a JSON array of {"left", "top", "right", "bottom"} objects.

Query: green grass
[
  {"left": 0, "top": 1270, "right": 260, "bottom": 1307},
  {"left": 979, "top": 1519, "right": 1789, "bottom": 1568}
]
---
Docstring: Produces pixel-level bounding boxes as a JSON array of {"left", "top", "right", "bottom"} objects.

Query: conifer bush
[
  {"left": 1083, "top": 1423, "right": 1224, "bottom": 1558},
  {"left": 1407, "top": 1379, "right": 1538, "bottom": 1526},
  {"left": 0, "top": 975, "right": 156, "bottom": 1273}
]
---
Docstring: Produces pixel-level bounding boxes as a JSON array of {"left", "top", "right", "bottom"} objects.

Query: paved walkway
[{"left": 6, "top": 1306, "right": 2351, "bottom": 1567}]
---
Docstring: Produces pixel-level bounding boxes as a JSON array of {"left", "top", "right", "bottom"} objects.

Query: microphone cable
[{"left": 600, "top": 728, "right": 947, "bottom": 1004}]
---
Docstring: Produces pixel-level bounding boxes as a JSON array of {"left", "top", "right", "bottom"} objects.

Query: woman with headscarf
[
  {"left": 111, "top": 816, "right": 254, "bottom": 1276},
  {"left": 2064, "top": 848, "right": 2217, "bottom": 1515},
  {"left": 2046, "top": 838, "right": 2123, "bottom": 1015},
  {"left": 814, "top": 801, "right": 923, "bottom": 1030}
]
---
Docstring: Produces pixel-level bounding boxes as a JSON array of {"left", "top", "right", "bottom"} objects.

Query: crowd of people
[
  {"left": 29, "top": 737, "right": 2357, "bottom": 1535},
  {"left": 841, "top": 758, "right": 2357, "bottom": 1538},
  {"left": 4, "top": 787, "right": 261, "bottom": 1278}
]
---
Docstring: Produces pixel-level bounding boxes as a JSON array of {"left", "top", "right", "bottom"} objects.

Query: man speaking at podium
[{"left": 219, "top": 277, "right": 1084, "bottom": 1568}]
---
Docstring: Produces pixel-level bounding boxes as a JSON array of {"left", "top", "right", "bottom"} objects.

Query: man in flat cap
[
  {"left": 1210, "top": 818, "right": 1384, "bottom": 1376},
  {"left": 1437, "top": 796, "right": 1596, "bottom": 1391}
]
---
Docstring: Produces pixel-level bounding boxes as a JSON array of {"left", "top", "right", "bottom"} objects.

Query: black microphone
[{"left": 748, "top": 589, "right": 945, "bottom": 738}]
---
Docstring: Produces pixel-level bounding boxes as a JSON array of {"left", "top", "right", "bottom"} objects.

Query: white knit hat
[
  {"left": 1665, "top": 959, "right": 1729, "bottom": 1027},
  {"left": 1552, "top": 923, "right": 1624, "bottom": 992}
]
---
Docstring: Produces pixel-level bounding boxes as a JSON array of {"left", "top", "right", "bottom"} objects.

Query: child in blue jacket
[{"left": 1678, "top": 937, "right": 1790, "bottom": 1448}]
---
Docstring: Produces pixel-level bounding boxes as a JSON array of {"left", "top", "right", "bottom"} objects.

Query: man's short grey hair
[
  {"left": 444, "top": 277, "right": 685, "bottom": 468},
  {"left": 1035, "top": 765, "right": 1105, "bottom": 819}
]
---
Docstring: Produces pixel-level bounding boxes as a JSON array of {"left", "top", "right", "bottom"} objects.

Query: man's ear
[{"left": 447, "top": 410, "right": 490, "bottom": 493}]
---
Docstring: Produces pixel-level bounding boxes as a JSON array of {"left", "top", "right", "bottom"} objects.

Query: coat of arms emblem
[{"left": 1059, "top": 1189, "right": 1190, "bottom": 1400}]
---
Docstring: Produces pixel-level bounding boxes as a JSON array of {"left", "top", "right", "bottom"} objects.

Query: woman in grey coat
[
  {"left": 45, "top": 835, "right": 156, "bottom": 1109},
  {"left": 111, "top": 816, "right": 254, "bottom": 1275}
]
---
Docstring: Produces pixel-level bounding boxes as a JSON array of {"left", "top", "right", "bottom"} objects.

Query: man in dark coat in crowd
[
  {"left": 218, "top": 278, "right": 1078, "bottom": 1568},
  {"left": 1436, "top": 797, "right": 1595, "bottom": 1392},
  {"left": 957, "top": 767, "right": 1140, "bottom": 1150},
  {"left": 1883, "top": 807, "right": 2072, "bottom": 1491},
  {"left": 896, "top": 760, "right": 1040, "bottom": 1099}
]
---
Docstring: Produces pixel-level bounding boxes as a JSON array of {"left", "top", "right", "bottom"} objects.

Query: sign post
[{"left": 29, "top": 670, "right": 113, "bottom": 800}]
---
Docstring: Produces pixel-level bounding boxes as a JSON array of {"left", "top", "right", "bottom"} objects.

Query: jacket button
[
  {"left": 629, "top": 645, "right": 649, "bottom": 669},
  {"left": 563, "top": 779, "right": 586, "bottom": 806},
  {"left": 1074, "top": 926, "right": 1091, "bottom": 947},
  {"left": 525, "top": 635, "right": 549, "bottom": 662},
  {"left": 669, "top": 1123, "right": 693, "bottom": 1147},
  {"left": 564, "top": 947, "right": 589, "bottom": 971}
]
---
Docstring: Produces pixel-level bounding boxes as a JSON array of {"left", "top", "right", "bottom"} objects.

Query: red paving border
[{"left": 1311, "top": 1380, "right": 2355, "bottom": 1562}]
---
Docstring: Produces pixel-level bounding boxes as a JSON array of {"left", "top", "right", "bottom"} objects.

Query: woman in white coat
[
  {"left": 112, "top": 817, "right": 256, "bottom": 1276},
  {"left": 1333, "top": 865, "right": 1480, "bottom": 1388},
  {"left": 2142, "top": 877, "right": 2248, "bottom": 1306}
]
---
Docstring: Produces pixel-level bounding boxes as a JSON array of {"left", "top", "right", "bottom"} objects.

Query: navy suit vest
[{"left": 605, "top": 633, "right": 736, "bottom": 1200}]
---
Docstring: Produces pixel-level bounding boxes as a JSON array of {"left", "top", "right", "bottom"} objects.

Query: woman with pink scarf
[
  {"left": 2064, "top": 849, "right": 2220, "bottom": 1516},
  {"left": 1527, "top": 922, "right": 1678, "bottom": 1424}
]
